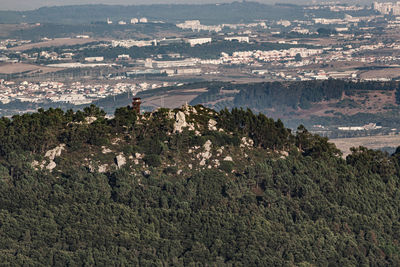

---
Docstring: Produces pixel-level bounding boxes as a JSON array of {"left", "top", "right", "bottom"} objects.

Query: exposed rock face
[
  {"left": 116, "top": 154, "right": 126, "bottom": 168},
  {"left": 240, "top": 137, "right": 254, "bottom": 148},
  {"left": 45, "top": 144, "right": 66, "bottom": 161},
  {"left": 174, "top": 111, "right": 187, "bottom": 133},
  {"left": 278, "top": 151, "right": 289, "bottom": 159},
  {"left": 198, "top": 140, "right": 212, "bottom": 166},
  {"left": 203, "top": 140, "right": 212, "bottom": 152},
  {"left": 213, "top": 159, "right": 220, "bottom": 168},
  {"left": 98, "top": 164, "right": 108, "bottom": 173},
  {"left": 223, "top": 156, "right": 233, "bottom": 162},
  {"left": 31, "top": 160, "right": 40, "bottom": 168},
  {"left": 46, "top": 161, "right": 57, "bottom": 171},
  {"left": 85, "top": 116, "right": 97, "bottom": 124},
  {"left": 182, "top": 103, "right": 197, "bottom": 115},
  {"left": 42, "top": 144, "right": 66, "bottom": 172},
  {"left": 174, "top": 111, "right": 195, "bottom": 133},
  {"left": 102, "top": 146, "right": 112, "bottom": 154},
  {"left": 208, "top": 119, "right": 218, "bottom": 131}
]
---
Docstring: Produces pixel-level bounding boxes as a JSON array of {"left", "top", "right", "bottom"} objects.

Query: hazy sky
[{"left": 0, "top": 0, "right": 372, "bottom": 11}]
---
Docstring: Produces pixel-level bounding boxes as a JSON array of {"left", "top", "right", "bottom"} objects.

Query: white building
[
  {"left": 187, "top": 38, "right": 212, "bottom": 47},
  {"left": 152, "top": 58, "right": 198, "bottom": 68},
  {"left": 373, "top": 2, "right": 400, "bottom": 15},
  {"left": 139, "top": 18, "right": 148, "bottom": 23},
  {"left": 131, "top": 18, "right": 139, "bottom": 24},
  {"left": 85, "top": 57, "right": 104, "bottom": 62},
  {"left": 112, "top": 39, "right": 156, "bottom": 48},
  {"left": 117, "top": 54, "right": 130, "bottom": 60}
]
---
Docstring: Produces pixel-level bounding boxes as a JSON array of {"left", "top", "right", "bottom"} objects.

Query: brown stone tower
[{"left": 132, "top": 97, "right": 141, "bottom": 114}]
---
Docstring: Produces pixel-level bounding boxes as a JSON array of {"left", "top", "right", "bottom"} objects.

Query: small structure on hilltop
[{"left": 132, "top": 97, "right": 141, "bottom": 113}]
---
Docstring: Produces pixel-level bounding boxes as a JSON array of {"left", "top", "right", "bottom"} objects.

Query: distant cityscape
[{"left": 1, "top": 2, "right": 400, "bottom": 118}]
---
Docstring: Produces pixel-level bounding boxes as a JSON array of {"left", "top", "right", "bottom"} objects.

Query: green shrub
[
  {"left": 144, "top": 154, "right": 161, "bottom": 167},
  {"left": 220, "top": 161, "right": 234, "bottom": 172},
  {"left": 163, "top": 166, "right": 178, "bottom": 175}
]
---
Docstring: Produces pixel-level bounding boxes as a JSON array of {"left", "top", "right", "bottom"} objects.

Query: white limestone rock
[
  {"left": 98, "top": 164, "right": 108, "bottom": 173},
  {"left": 116, "top": 154, "right": 126, "bottom": 168},
  {"left": 46, "top": 161, "right": 57, "bottom": 171},
  {"left": 174, "top": 111, "right": 195, "bottom": 133},
  {"left": 240, "top": 137, "right": 254, "bottom": 148},
  {"left": 174, "top": 111, "right": 187, "bottom": 133},
  {"left": 208, "top": 119, "right": 218, "bottom": 131},
  {"left": 203, "top": 140, "right": 212, "bottom": 152},
  {"left": 223, "top": 156, "right": 233, "bottom": 162},
  {"left": 45, "top": 144, "right": 65, "bottom": 161},
  {"left": 102, "top": 146, "right": 112, "bottom": 154},
  {"left": 85, "top": 116, "right": 97, "bottom": 124}
]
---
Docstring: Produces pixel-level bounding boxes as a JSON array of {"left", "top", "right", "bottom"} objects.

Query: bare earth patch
[
  {"left": 0, "top": 63, "right": 63, "bottom": 74},
  {"left": 9, "top": 38, "right": 98, "bottom": 51},
  {"left": 331, "top": 135, "right": 400, "bottom": 157},
  {"left": 141, "top": 88, "right": 208, "bottom": 109}
]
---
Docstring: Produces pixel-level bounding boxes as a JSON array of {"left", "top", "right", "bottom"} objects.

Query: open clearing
[
  {"left": 330, "top": 135, "right": 400, "bottom": 156},
  {"left": 9, "top": 38, "right": 98, "bottom": 51},
  {"left": 141, "top": 88, "right": 208, "bottom": 109},
  {"left": 0, "top": 63, "right": 62, "bottom": 74}
]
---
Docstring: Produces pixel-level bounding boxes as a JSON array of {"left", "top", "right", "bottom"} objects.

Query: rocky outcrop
[
  {"left": 197, "top": 140, "right": 212, "bottom": 166},
  {"left": 98, "top": 164, "right": 108, "bottom": 173},
  {"left": 240, "top": 137, "right": 254, "bottom": 148},
  {"left": 223, "top": 156, "right": 233, "bottom": 162},
  {"left": 102, "top": 146, "right": 112, "bottom": 154},
  {"left": 46, "top": 161, "right": 57, "bottom": 171},
  {"left": 116, "top": 154, "right": 126, "bottom": 169},
  {"left": 40, "top": 144, "right": 66, "bottom": 172},
  {"left": 85, "top": 116, "right": 97, "bottom": 124},
  {"left": 174, "top": 111, "right": 195, "bottom": 133},
  {"left": 45, "top": 144, "right": 66, "bottom": 161},
  {"left": 208, "top": 119, "right": 218, "bottom": 131}
]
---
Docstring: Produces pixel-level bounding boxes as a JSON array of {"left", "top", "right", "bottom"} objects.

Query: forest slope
[{"left": 0, "top": 105, "right": 400, "bottom": 265}]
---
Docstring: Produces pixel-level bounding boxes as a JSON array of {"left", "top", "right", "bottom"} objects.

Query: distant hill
[{"left": 0, "top": 2, "right": 307, "bottom": 24}]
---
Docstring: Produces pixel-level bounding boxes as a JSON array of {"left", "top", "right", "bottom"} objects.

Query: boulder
[
  {"left": 208, "top": 119, "right": 218, "bottom": 131},
  {"left": 98, "top": 164, "right": 108, "bottom": 173},
  {"left": 85, "top": 116, "right": 97, "bottom": 124},
  {"left": 46, "top": 161, "right": 57, "bottom": 171},
  {"left": 223, "top": 156, "right": 233, "bottom": 162},
  {"left": 116, "top": 154, "right": 126, "bottom": 168},
  {"left": 102, "top": 146, "right": 112, "bottom": 154}
]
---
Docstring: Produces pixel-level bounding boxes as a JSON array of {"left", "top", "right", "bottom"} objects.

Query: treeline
[{"left": 71, "top": 40, "right": 309, "bottom": 60}]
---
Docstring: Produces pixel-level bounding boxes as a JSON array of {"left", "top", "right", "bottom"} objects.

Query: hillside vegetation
[{"left": 1, "top": 104, "right": 400, "bottom": 265}]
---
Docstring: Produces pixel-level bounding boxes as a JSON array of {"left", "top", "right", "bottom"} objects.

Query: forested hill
[
  {"left": 0, "top": 2, "right": 305, "bottom": 24},
  {"left": 1, "top": 104, "right": 400, "bottom": 265}
]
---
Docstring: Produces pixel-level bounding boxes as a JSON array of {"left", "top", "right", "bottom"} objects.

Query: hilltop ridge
[{"left": 1, "top": 105, "right": 400, "bottom": 265}]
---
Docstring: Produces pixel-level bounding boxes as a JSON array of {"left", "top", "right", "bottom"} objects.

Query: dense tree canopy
[{"left": 0, "top": 105, "right": 400, "bottom": 265}]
